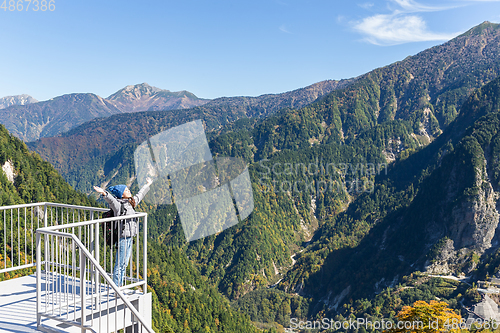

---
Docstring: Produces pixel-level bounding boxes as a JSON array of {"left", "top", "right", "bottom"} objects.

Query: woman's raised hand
[
  {"left": 146, "top": 177, "right": 153, "bottom": 186},
  {"left": 93, "top": 186, "right": 106, "bottom": 196}
]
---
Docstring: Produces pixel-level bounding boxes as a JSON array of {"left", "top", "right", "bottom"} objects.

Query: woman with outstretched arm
[{"left": 93, "top": 177, "right": 153, "bottom": 287}]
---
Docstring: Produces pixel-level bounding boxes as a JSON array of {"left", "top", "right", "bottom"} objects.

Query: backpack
[{"left": 101, "top": 202, "right": 126, "bottom": 246}]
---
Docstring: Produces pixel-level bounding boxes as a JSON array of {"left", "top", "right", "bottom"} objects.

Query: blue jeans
[{"left": 113, "top": 236, "right": 133, "bottom": 287}]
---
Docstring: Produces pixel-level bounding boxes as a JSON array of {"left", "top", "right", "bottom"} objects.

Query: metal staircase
[{"left": 0, "top": 202, "right": 154, "bottom": 333}]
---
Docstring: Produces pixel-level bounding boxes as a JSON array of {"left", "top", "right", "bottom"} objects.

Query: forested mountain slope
[
  {"left": 164, "top": 23, "right": 500, "bottom": 326},
  {"left": 0, "top": 124, "right": 94, "bottom": 208},
  {"left": 235, "top": 21, "right": 500, "bottom": 161},
  {"left": 275, "top": 74, "right": 500, "bottom": 320},
  {"left": 0, "top": 123, "right": 98, "bottom": 278}
]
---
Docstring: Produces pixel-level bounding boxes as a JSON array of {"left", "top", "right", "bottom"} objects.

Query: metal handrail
[
  {"left": 0, "top": 202, "right": 108, "bottom": 212},
  {"left": 0, "top": 202, "right": 46, "bottom": 211},
  {"left": 0, "top": 202, "right": 108, "bottom": 275},
  {"left": 40, "top": 211, "right": 149, "bottom": 291},
  {"left": 36, "top": 229, "right": 154, "bottom": 333},
  {"left": 41, "top": 212, "right": 146, "bottom": 231}
]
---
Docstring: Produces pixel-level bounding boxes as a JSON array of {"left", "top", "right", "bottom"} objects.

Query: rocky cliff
[{"left": 0, "top": 94, "right": 37, "bottom": 109}]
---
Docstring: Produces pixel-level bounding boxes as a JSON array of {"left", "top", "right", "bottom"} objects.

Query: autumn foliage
[{"left": 385, "top": 300, "right": 462, "bottom": 333}]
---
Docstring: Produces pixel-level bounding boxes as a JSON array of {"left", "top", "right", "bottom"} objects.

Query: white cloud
[
  {"left": 352, "top": 0, "right": 463, "bottom": 45},
  {"left": 354, "top": 14, "right": 458, "bottom": 45}
]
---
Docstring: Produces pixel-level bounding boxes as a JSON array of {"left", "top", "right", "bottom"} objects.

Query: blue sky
[{"left": 0, "top": 0, "right": 499, "bottom": 101}]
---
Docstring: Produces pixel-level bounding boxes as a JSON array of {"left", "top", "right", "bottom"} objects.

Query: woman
[{"left": 93, "top": 177, "right": 152, "bottom": 287}]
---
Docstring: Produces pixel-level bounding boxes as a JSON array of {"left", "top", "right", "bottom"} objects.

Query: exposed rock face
[
  {"left": 425, "top": 239, "right": 459, "bottom": 274},
  {"left": 0, "top": 94, "right": 38, "bottom": 109},
  {"left": 425, "top": 238, "right": 483, "bottom": 275},
  {"left": 449, "top": 170, "right": 499, "bottom": 252},
  {"left": 426, "top": 147, "right": 500, "bottom": 274},
  {"left": 382, "top": 137, "right": 403, "bottom": 163},
  {"left": 1, "top": 160, "right": 15, "bottom": 183}
]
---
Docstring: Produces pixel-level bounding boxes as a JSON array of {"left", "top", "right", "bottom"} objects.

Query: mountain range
[
  {"left": 0, "top": 80, "right": 353, "bottom": 143},
  {"left": 3, "top": 20, "right": 500, "bottom": 332},
  {"left": 0, "top": 83, "right": 209, "bottom": 142},
  {"left": 24, "top": 79, "right": 353, "bottom": 188}
]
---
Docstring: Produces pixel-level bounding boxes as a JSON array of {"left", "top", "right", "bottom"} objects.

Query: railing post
[
  {"left": 93, "top": 211, "right": 99, "bottom": 265},
  {"left": 43, "top": 204, "right": 49, "bottom": 311},
  {"left": 36, "top": 231, "right": 42, "bottom": 328},
  {"left": 90, "top": 210, "right": 94, "bottom": 262},
  {"left": 43, "top": 203, "right": 48, "bottom": 228},
  {"left": 80, "top": 247, "right": 86, "bottom": 333},
  {"left": 93, "top": 211, "right": 100, "bottom": 313},
  {"left": 89, "top": 210, "right": 95, "bottom": 301},
  {"left": 143, "top": 214, "right": 147, "bottom": 294}
]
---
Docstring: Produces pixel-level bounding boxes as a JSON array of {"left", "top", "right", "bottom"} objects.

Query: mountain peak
[
  {"left": 123, "top": 82, "right": 164, "bottom": 93},
  {"left": 112, "top": 83, "right": 166, "bottom": 99},
  {"left": 459, "top": 21, "right": 500, "bottom": 37},
  {"left": 0, "top": 94, "right": 38, "bottom": 109},
  {"left": 106, "top": 83, "right": 209, "bottom": 112}
]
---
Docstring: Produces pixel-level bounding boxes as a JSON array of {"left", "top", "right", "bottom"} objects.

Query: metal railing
[
  {"left": 0, "top": 202, "right": 152, "bottom": 332},
  {"left": 36, "top": 215, "right": 152, "bottom": 333},
  {"left": 0, "top": 202, "right": 106, "bottom": 275}
]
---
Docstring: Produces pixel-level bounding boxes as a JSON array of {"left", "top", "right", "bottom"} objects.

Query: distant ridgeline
[
  {"left": 0, "top": 83, "right": 211, "bottom": 142},
  {"left": 13, "top": 21, "right": 500, "bottom": 331}
]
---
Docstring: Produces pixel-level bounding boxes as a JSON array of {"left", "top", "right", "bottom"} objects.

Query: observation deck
[{"left": 0, "top": 202, "right": 153, "bottom": 333}]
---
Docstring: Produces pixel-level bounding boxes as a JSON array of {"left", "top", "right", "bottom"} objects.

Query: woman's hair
[{"left": 127, "top": 197, "right": 137, "bottom": 208}]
